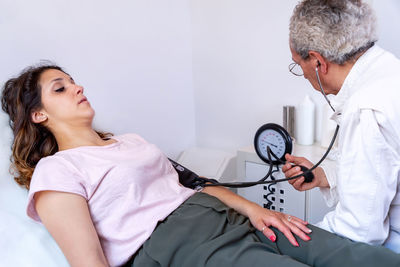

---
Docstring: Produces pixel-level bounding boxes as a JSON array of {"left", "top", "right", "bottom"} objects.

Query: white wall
[
  {"left": 190, "top": 0, "right": 319, "bottom": 152},
  {"left": 190, "top": 0, "right": 400, "bottom": 153},
  {"left": 0, "top": 0, "right": 196, "bottom": 158},
  {"left": 0, "top": 0, "right": 398, "bottom": 156},
  {"left": 373, "top": 0, "right": 400, "bottom": 57}
]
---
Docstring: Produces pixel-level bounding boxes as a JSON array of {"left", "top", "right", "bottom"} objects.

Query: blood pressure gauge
[{"left": 254, "top": 123, "right": 293, "bottom": 165}]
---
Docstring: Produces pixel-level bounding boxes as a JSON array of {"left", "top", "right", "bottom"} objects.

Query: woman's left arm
[{"left": 201, "top": 185, "right": 312, "bottom": 246}]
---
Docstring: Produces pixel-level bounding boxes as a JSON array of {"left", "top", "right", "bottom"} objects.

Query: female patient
[{"left": 1, "top": 64, "right": 399, "bottom": 267}]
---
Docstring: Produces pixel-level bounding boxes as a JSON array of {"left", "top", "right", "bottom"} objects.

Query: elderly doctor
[{"left": 282, "top": 0, "right": 400, "bottom": 252}]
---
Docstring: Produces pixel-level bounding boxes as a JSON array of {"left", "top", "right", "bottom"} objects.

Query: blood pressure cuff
[{"left": 168, "top": 158, "right": 218, "bottom": 189}]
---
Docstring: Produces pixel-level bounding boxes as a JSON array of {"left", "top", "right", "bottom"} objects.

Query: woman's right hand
[
  {"left": 282, "top": 154, "right": 329, "bottom": 191},
  {"left": 246, "top": 202, "right": 312, "bottom": 247},
  {"left": 202, "top": 184, "right": 312, "bottom": 246}
]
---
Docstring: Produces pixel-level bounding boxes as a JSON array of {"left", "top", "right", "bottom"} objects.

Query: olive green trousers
[{"left": 125, "top": 192, "right": 400, "bottom": 267}]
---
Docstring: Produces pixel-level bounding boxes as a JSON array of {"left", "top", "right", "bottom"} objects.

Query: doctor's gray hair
[{"left": 289, "top": 0, "right": 378, "bottom": 64}]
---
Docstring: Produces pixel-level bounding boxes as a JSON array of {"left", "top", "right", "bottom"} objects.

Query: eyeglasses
[{"left": 288, "top": 62, "right": 304, "bottom": 76}]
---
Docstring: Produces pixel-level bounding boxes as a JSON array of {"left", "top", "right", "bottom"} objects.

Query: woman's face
[{"left": 35, "top": 69, "right": 95, "bottom": 129}]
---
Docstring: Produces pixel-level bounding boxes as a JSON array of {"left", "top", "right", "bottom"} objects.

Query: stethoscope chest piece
[{"left": 254, "top": 123, "right": 293, "bottom": 165}]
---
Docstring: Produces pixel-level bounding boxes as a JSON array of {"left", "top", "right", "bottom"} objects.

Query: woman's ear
[{"left": 31, "top": 111, "right": 48, "bottom": 124}]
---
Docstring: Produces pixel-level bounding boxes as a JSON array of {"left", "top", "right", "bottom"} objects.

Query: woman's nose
[{"left": 75, "top": 84, "right": 84, "bottom": 95}]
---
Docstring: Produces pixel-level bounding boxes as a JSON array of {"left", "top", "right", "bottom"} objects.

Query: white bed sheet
[{"left": 0, "top": 110, "right": 68, "bottom": 267}]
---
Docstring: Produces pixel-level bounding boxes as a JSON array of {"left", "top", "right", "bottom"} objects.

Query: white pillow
[{"left": 0, "top": 110, "right": 68, "bottom": 267}]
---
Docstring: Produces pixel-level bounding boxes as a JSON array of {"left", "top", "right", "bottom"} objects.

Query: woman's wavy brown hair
[{"left": 1, "top": 63, "right": 111, "bottom": 190}]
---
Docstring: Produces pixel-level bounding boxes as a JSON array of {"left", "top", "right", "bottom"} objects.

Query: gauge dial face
[
  {"left": 254, "top": 123, "right": 292, "bottom": 164},
  {"left": 257, "top": 129, "right": 286, "bottom": 160}
]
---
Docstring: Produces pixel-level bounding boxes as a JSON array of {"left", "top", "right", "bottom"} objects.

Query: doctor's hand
[{"left": 282, "top": 154, "right": 329, "bottom": 191}]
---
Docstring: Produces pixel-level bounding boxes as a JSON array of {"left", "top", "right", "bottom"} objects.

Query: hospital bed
[{"left": 0, "top": 110, "right": 69, "bottom": 266}]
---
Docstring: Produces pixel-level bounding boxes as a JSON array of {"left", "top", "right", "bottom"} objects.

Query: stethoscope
[{"left": 204, "top": 62, "right": 340, "bottom": 188}]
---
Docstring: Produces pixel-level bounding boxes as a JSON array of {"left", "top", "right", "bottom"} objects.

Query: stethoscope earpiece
[{"left": 316, "top": 61, "right": 321, "bottom": 71}]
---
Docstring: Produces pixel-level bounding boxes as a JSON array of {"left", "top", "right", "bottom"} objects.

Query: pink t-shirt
[{"left": 27, "top": 133, "right": 195, "bottom": 266}]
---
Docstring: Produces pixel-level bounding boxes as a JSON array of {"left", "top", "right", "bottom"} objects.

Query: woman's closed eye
[{"left": 55, "top": 87, "right": 65, "bottom": 93}]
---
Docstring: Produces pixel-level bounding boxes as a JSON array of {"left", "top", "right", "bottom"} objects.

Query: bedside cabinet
[{"left": 237, "top": 144, "right": 335, "bottom": 224}]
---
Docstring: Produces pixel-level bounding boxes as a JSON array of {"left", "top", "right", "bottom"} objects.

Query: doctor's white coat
[{"left": 317, "top": 45, "right": 400, "bottom": 252}]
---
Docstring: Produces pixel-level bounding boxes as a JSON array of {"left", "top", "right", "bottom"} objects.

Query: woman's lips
[{"left": 78, "top": 97, "right": 87, "bottom": 104}]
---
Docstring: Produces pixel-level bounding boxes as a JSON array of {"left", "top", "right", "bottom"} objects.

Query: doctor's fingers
[
  {"left": 285, "top": 154, "right": 313, "bottom": 168},
  {"left": 282, "top": 162, "right": 294, "bottom": 172},
  {"left": 293, "top": 177, "right": 319, "bottom": 191},
  {"left": 288, "top": 176, "right": 305, "bottom": 187},
  {"left": 289, "top": 176, "right": 316, "bottom": 192},
  {"left": 284, "top": 166, "right": 303, "bottom": 180},
  {"left": 284, "top": 154, "right": 305, "bottom": 164}
]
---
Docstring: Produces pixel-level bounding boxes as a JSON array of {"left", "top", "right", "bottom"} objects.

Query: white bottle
[
  {"left": 320, "top": 103, "right": 337, "bottom": 148},
  {"left": 314, "top": 103, "right": 323, "bottom": 143},
  {"left": 295, "top": 95, "right": 315, "bottom": 145}
]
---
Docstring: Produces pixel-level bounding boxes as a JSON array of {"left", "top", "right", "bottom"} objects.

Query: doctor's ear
[
  {"left": 309, "top": 51, "right": 328, "bottom": 74},
  {"left": 31, "top": 111, "right": 48, "bottom": 124}
]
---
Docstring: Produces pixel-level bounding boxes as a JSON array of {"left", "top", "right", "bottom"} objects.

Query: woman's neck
[{"left": 52, "top": 126, "right": 113, "bottom": 151}]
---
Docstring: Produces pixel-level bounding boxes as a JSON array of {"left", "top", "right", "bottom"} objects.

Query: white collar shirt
[{"left": 317, "top": 45, "right": 400, "bottom": 252}]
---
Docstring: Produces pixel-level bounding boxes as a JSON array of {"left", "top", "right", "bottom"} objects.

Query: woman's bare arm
[{"left": 35, "top": 191, "right": 109, "bottom": 267}]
